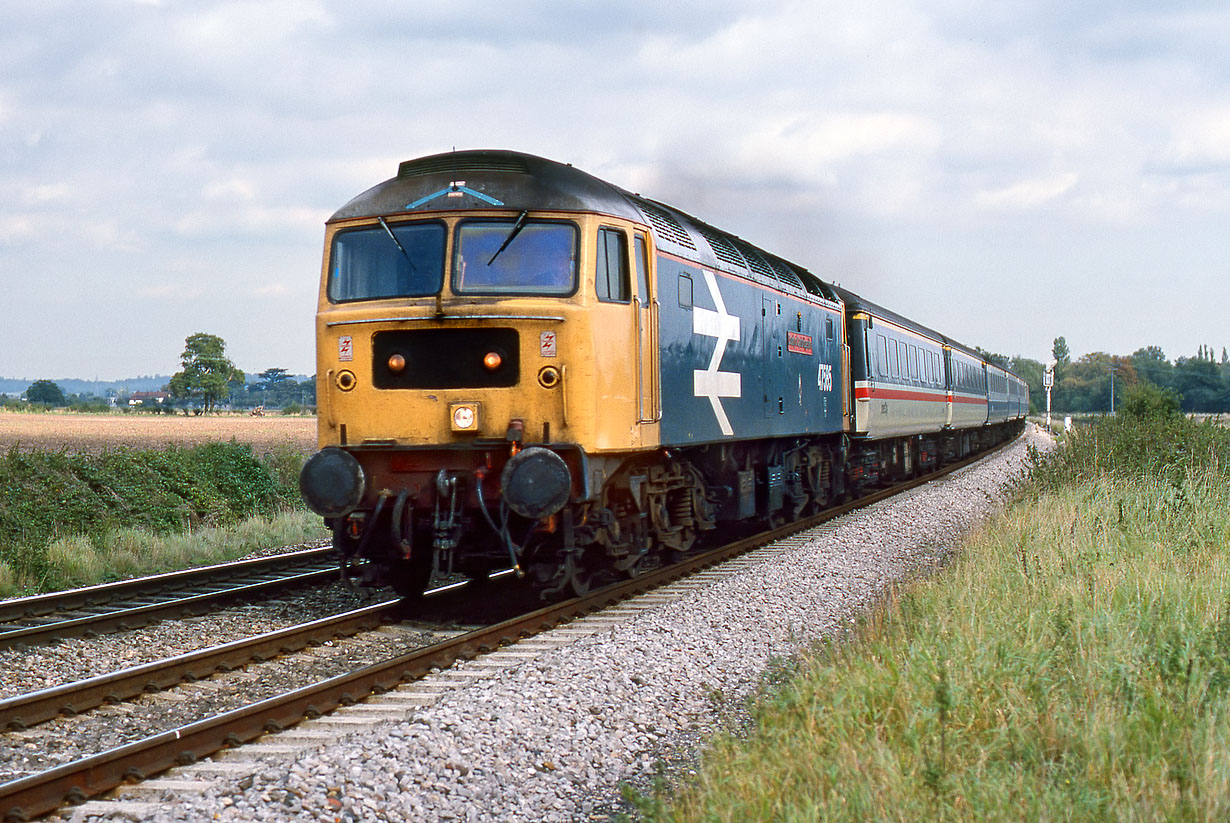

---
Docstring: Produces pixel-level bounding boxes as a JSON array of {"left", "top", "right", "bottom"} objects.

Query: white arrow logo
[{"left": 693, "top": 269, "right": 741, "bottom": 436}]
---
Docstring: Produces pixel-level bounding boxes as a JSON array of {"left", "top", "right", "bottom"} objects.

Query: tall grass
[
  {"left": 0, "top": 442, "right": 326, "bottom": 595},
  {"left": 40, "top": 511, "right": 327, "bottom": 588},
  {"left": 636, "top": 417, "right": 1230, "bottom": 822}
]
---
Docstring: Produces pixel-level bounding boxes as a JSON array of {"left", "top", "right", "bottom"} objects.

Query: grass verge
[
  {"left": 632, "top": 417, "right": 1230, "bottom": 822},
  {"left": 0, "top": 442, "right": 327, "bottom": 596}
]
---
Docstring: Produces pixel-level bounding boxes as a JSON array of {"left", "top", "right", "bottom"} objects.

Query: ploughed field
[{"left": 0, "top": 411, "right": 318, "bottom": 455}]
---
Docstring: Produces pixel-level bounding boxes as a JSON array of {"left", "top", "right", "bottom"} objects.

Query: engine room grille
[
  {"left": 696, "top": 225, "right": 748, "bottom": 271},
  {"left": 732, "top": 240, "right": 777, "bottom": 280},
  {"left": 769, "top": 259, "right": 806, "bottom": 290},
  {"left": 638, "top": 201, "right": 697, "bottom": 251}
]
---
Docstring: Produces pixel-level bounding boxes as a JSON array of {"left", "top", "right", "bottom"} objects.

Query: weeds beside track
[
  {"left": 637, "top": 418, "right": 1230, "bottom": 822},
  {"left": 0, "top": 442, "right": 325, "bottom": 596}
]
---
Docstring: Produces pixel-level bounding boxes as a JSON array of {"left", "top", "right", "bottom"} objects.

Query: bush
[
  {"left": 1119, "top": 382, "right": 1182, "bottom": 420},
  {"left": 1028, "top": 413, "right": 1230, "bottom": 490},
  {"left": 0, "top": 442, "right": 310, "bottom": 590}
]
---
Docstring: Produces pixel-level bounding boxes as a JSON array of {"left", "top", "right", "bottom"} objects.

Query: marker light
[
  {"left": 483, "top": 351, "right": 503, "bottom": 371},
  {"left": 387, "top": 353, "right": 406, "bottom": 373}
]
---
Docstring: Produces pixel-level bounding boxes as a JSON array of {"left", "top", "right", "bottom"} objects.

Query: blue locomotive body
[
  {"left": 655, "top": 256, "right": 846, "bottom": 446},
  {"left": 298, "top": 149, "right": 1026, "bottom": 598}
]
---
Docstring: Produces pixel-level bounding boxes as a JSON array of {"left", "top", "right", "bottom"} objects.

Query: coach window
[
  {"left": 889, "top": 340, "right": 899, "bottom": 379},
  {"left": 826, "top": 316, "right": 835, "bottom": 340},
  {"left": 909, "top": 345, "right": 918, "bottom": 381},
  {"left": 595, "top": 228, "right": 630, "bottom": 302},
  {"left": 878, "top": 335, "right": 888, "bottom": 377}
]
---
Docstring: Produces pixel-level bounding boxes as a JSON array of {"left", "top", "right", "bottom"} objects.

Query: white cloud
[
  {"left": 1159, "top": 107, "right": 1230, "bottom": 170},
  {"left": 735, "top": 113, "right": 943, "bottom": 172},
  {"left": 975, "top": 173, "right": 1080, "bottom": 209},
  {"left": 137, "top": 283, "right": 205, "bottom": 300},
  {"left": 0, "top": 214, "right": 37, "bottom": 245},
  {"left": 202, "top": 178, "right": 258, "bottom": 202},
  {"left": 22, "top": 183, "right": 72, "bottom": 205}
]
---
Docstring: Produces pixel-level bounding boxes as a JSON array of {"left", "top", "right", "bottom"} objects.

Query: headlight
[
  {"left": 450, "top": 402, "right": 480, "bottom": 432},
  {"left": 299, "top": 447, "right": 366, "bottom": 517}
]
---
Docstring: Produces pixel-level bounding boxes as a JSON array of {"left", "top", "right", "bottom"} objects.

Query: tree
[
  {"left": 166, "top": 333, "right": 244, "bottom": 414},
  {"left": 1172, "top": 354, "right": 1224, "bottom": 413},
  {"left": 1131, "top": 346, "right": 1172, "bottom": 390},
  {"left": 1057, "top": 352, "right": 1136, "bottom": 413},
  {"left": 258, "top": 368, "right": 291, "bottom": 387},
  {"left": 26, "top": 380, "right": 66, "bottom": 406},
  {"left": 1051, "top": 337, "right": 1071, "bottom": 370},
  {"left": 975, "top": 347, "right": 1011, "bottom": 369}
]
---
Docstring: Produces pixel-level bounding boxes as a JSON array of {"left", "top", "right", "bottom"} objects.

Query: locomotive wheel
[
  {"left": 616, "top": 552, "right": 650, "bottom": 579},
  {"left": 563, "top": 552, "right": 594, "bottom": 597}
]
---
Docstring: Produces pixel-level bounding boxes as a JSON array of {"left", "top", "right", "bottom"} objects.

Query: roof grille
[
  {"left": 732, "top": 240, "right": 777, "bottom": 280},
  {"left": 767, "top": 257, "right": 806, "bottom": 290},
  {"left": 639, "top": 201, "right": 696, "bottom": 250},
  {"left": 397, "top": 155, "right": 529, "bottom": 179},
  {"left": 696, "top": 225, "right": 748, "bottom": 271}
]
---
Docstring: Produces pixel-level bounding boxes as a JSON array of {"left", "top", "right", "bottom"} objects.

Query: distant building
[{"left": 128, "top": 391, "right": 170, "bottom": 407}]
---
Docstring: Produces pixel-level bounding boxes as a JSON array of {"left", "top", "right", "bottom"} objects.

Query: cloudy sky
[{"left": 2, "top": 1, "right": 1228, "bottom": 381}]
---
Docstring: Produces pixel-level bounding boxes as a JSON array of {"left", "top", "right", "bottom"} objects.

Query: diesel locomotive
[{"left": 298, "top": 149, "right": 1028, "bottom": 598}]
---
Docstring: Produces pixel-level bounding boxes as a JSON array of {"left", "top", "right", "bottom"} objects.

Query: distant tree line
[
  {"left": 4, "top": 333, "right": 315, "bottom": 414},
  {"left": 993, "top": 338, "right": 1230, "bottom": 416}
]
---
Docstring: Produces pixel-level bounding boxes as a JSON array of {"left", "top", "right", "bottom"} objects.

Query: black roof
[
  {"left": 331, "top": 150, "right": 840, "bottom": 305},
  {"left": 331, "top": 149, "right": 646, "bottom": 223}
]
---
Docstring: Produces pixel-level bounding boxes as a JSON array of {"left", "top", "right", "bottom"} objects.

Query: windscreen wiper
[
  {"left": 487, "top": 210, "right": 529, "bottom": 266},
  {"left": 378, "top": 216, "right": 418, "bottom": 276}
]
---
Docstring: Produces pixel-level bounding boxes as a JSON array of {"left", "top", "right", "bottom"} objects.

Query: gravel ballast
[{"left": 80, "top": 429, "right": 1048, "bottom": 822}]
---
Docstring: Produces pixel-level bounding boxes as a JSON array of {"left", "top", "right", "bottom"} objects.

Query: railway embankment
[
  {"left": 645, "top": 414, "right": 1230, "bottom": 821},
  {"left": 0, "top": 441, "right": 324, "bottom": 596}
]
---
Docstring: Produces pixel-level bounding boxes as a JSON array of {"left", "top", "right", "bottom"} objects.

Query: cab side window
[
  {"left": 634, "top": 234, "right": 650, "bottom": 307},
  {"left": 596, "top": 228, "right": 630, "bottom": 302}
]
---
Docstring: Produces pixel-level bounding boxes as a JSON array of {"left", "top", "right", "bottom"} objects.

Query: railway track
[
  {"left": 0, "top": 546, "right": 340, "bottom": 651},
  {"left": 0, "top": 441, "right": 1012, "bottom": 822}
]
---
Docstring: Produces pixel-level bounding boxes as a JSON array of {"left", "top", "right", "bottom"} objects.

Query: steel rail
[
  {"left": 0, "top": 566, "right": 343, "bottom": 651},
  {"left": 0, "top": 434, "right": 1019, "bottom": 822},
  {"left": 0, "top": 600, "right": 401, "bottom": 732},
  {"left": 0, "top": 546, "right": 334, "bottom": 622}
]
